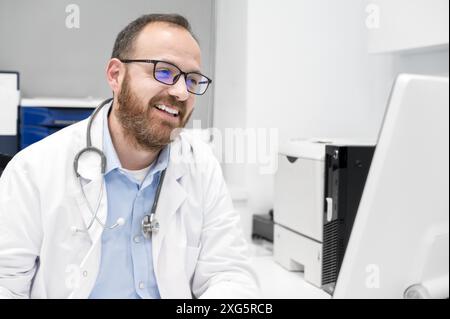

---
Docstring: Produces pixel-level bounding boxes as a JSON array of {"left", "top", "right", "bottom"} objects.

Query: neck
[{"left": 108, "top": 108, "right": 160, "bottom": 170}]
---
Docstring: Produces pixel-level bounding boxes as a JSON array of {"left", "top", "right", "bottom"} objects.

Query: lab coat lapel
[
  {"left": 69, "top": 177, "right": 107, "bottom": 299},
  {"left": 152, "top": 142, "right": 188, "bottom": 265},
  {"left": 72, "top": 103, "right": 107, "bottom": 244},
  {"left": 68, "top": 103, "right": 109, "bottom": 299}
]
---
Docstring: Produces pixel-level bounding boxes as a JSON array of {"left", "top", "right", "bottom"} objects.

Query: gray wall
[{"left": 0, "top": 0, "right": 215, "bottom": 127}]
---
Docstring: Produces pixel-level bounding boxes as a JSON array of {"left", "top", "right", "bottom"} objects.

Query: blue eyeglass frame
[{"left": 120, "top": 59, "right": 212, "bottom": 95}]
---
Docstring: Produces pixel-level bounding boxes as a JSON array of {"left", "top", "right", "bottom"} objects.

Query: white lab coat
[{"left": 0, "top": 105, "right": 259, "bottom": 299}]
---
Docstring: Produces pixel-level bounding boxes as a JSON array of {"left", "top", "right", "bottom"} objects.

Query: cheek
[
  {"left": 135, "top": 81, "right": 162, "bottom": 103},
  {"left": 185, "top": 97, "right": 196, "bottom": 113}
]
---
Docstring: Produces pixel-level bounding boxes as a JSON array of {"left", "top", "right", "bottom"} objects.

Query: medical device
[
  {"left": 273, "top": 139, "right": 375, "bottom": 293},
  {"left": 72, "top": 98, "right": 165, "bottom": 237}
]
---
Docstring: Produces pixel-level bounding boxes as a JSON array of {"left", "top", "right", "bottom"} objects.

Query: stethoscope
[{"left": 71, "top": 98, "right": 164, "bottom": 238}]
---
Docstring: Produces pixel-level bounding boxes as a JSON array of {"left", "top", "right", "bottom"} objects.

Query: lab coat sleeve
[
  {"left": 191, "top": 153, "right": 260, "bottom": 299},
  {"left": 0, "top": 159, "right": 42, "bottom": 299}
]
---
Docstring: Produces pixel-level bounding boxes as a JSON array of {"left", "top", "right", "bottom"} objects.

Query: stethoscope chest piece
[{"left": 142, "top": 214, "right": 159, "bottom": 238}]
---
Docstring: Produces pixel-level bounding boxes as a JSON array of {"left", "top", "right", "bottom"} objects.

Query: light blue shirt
[{"left": 89, "top": 104, "right": 169, "bottom": 299}]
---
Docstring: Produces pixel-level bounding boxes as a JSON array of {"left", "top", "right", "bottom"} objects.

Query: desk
[{"left": 249, "top": 243, "right": 330, "bottom": 299}]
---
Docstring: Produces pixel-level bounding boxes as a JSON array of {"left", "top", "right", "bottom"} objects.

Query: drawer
[
  {"left": 20, "top": 107, "right": 93, "bottom": 127},
  {"left": 20, "top": 125, "right": 61, "bottom": 149}
]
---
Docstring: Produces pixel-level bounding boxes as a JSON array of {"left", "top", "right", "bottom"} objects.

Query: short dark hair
[{"left": 111, "top": 13, "right": 196, "bottom": 59}]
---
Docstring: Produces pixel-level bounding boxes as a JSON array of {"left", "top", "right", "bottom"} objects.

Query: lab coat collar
[
  {"left": 102, "top": 102, "right": 122, "bottom": 175},
  {"left": 75, "top": 101, "right": 108, "bottom": 182}
]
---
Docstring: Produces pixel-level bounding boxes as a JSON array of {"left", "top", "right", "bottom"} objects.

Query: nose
[{"left": 168, "top": 74, "right": 190, "bottom": 102}]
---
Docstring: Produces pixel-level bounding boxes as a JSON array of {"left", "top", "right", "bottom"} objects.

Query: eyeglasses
[{"left": 120, "top": 59, "right": 212, "bottom": 95}]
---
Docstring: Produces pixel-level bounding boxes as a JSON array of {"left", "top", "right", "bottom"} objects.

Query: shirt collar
[
  {"left": 103, "top": 102, "right": 122, "bottom": 175},
  {"left": 102, "top": 102, "right": 170, "bottom": 177}
]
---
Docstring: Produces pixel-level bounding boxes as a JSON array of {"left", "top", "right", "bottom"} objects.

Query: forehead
[{"left": 133, "top": 22, "right": 202, "bottom": 71}]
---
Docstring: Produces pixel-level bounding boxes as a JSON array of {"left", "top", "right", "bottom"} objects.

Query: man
[{"left": 0, "top": 14, "right": 259, "bottom": 299}]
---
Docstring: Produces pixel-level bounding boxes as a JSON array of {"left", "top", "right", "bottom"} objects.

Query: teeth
[{"left": 155, "top": 104, "right": 179, "bottom": 116}]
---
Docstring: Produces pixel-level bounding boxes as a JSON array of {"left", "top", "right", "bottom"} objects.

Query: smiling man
[{"left": 0, "top": 14, "right": 259, "bottom": 299}]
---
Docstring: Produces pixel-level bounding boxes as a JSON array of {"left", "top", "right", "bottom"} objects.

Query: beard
[{"left": 116, "top": 71, "right": 194, "bottom": 152}]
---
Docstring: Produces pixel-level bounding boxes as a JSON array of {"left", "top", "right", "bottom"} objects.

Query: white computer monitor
[{"left": 334, "top": 74, "right": 449, "bottom": 299}]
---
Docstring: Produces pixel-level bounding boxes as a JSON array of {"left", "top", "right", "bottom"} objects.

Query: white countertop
[
  {"left": 21, "top": 97, "right": 104, "bottom": 108},
  {"left": 248, "top": 242, "right": 331, "bottom": 299}
]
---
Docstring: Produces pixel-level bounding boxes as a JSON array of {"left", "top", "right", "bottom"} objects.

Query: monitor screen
[{"left": 334, "top": 74, "right": 449, "bottom": 299}]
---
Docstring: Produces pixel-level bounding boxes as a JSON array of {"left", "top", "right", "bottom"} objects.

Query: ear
[{"left": 106, "top": 58, "right": 125, "bottom": 95}]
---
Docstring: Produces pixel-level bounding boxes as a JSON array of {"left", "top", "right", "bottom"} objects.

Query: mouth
[{"left": 153, "top": 104, "right": 180, "bottom": 118}]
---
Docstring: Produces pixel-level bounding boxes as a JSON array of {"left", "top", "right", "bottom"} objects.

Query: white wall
[
  {"left": 214, "top": 0, "right": 449, "bottom": 239},
  {"left": 213, "top": 0, "right": 248, "bottom": 187},
  {"left": 246, "top": 0, "right": 394, "bottom": 143}
]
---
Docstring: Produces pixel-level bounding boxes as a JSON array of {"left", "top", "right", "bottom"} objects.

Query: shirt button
[
  {"left": 83, "top": 271, "right": 88, "bottom": 277},
  {"left": 139, "top": 282, "right": 145, "bottom": 289},
  {"left": 133, "top": 235, "right": 142, "bottom": 243}
]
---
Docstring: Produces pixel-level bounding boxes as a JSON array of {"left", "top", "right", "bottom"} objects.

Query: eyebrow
[{"left": 158, "top": 58, "right": 202, "bottom": 74}]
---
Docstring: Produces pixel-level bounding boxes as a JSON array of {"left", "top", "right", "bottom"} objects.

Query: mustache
[{"left": 147, "top": 95, "right": 186, "bottom": 111}]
